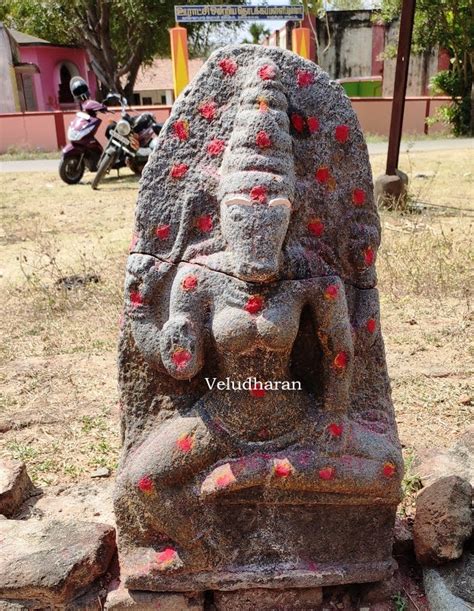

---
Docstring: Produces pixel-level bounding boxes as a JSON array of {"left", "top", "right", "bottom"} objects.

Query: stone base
[
  {"left": 214, "top": 587, "right": 323, "bottom": 611},
  {"left": 105, "top": 584, "right": 204, "bottom": 610},
  {"left": 374, "top": 171, "right": 409, "bottom": 210},
  {"left": 122, "top": 502, "right": 398, "bottom": 592}
]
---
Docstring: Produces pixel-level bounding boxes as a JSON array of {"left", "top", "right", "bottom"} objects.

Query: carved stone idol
[{"left": 115, "top": 45, "right": 403, "bottom": 594}]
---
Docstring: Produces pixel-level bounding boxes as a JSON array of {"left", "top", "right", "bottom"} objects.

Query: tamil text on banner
[{"left": 175, "top": 4, "right": 304, "bottom": 22}]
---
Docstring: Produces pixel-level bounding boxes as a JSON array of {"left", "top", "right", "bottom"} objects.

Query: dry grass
[{"left": 0, "top": 149, "right": 472, "bottom": 487}]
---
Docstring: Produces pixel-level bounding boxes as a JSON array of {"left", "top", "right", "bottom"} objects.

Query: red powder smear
[
  {"left": 274, "top": 458, "right": 293, "bottom": 478},
  {"left": 170, "top": 163, "right": 188, "bottom": 179},
  {"left": 155, "top": 547, "right": 178, "bottom": 567},
  {"left": 315, "top": 166, "right": 330, "bottom": 184},
  {"left": 207, "top": 139, "right": 226, "bottom": 156},
  {"left": 334, "top": 351, "right": 348, "bottom": 369},
  {"left": 324, "top": 284, "right": 339, "bottom": 300},
  {"left": 297, "top": 69, "right": 315, "bottom": 87},
  {"left": 291, "top": 113, "right": 305, "bottom": 133},
  {"left": 307, "top": 561, "right": 318, "bottom": 571},
  {"left": 176, "top": 435, "right": 194, "bottom": 453},
  {"left": 328, "top": 423, "right": 343, "bottom": 437},
  {"left": 319, "top": 466, "right": 335, "bottom": 480},
  {"left": 245, "top": 295, "right": 264, "bottom": 314},
  {"left": 198, "top": 100, "right": 217, "bottom": 121},
  {"left": 129, "top": 233, "right": 138, "bottom": 252},
  {"left": 155, "top": 224, "right": 170, "bottom": 240},
  {"left": 219, "top": 57, "right": 237, "bottom": 76},
  {"left": 383, "top": 462, "right": 396, "bottom": 478},
  {"left": 250, "top": 384, "right": 266, "bottom": 398},
  {"left": 250, "top": 185, "right": 268, "bottom": 203},
  {"left": 366, "top": 318, "right": 377, "bottom": 333},
  {"left": 216, "top": 467, "right": 236, "bottom": 489},
  {"left": 258, "top": 64, "right": 276, "bottom": 80},
  {"left": 196, "top": 215, "right": 213, "bottom": 232},
  {"left": 307, "top": 219, "right": 324, "bottom": 237},
  {"left": 364, "top": 246, "right": 375, "bottom": 266},
  {"left": 173, "top": 119, "right": 189, "bottom": 141},
  {"left": 352, "top": 188, "right": 366, "bottom": 206},
  {"left": 172, "top": 348, "right": 192, "bottom": 370},
  {"left": 138, "top": 475, "right": 153, "bottom": 493},
  {"left": 335, "top": 124, "right": 350, "bottom": 143},
  {"left": 256, "top": 130, "right": 272, "bottom": 149},
  {"left": 307, "top": 116, "right": 320, "bottom": 133},
  {"left": 130, "top": 290, "right": 143, "bottom": 308},
  {"left": 181, "top": 274, "right": 198, "bottom": 291}
]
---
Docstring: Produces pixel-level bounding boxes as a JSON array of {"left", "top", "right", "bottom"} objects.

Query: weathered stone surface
[
  {"left": 359, "top": 572, "right": 401, "bottom": 604},
  {"left": 374, "top": 170, "right": 408, "bottom": 209},
  {"left": 105, "top": 584, "right": 204, "bottom": 609},
  {"left": 0, "top": 519, "right": 116, "bottom": 605},
  {"left": 393, "top": 516, "right": 414, "bottom": 556},
  {"left": 414, "top": 476, "right": 473, "bottom": 566},
  {"left": 417, "top": 426, "right": 474, "bottom": 488},
  {"left": 214, "top": 587, "right": 323, "bottom": 610},
  {"left": 423, "top": 552, "right": 474, "bottom": 610},
  {"left": 0, "top": 459, "right": 34, "bottom": 517},
  {"left": 115, "top": 44, "right": 403, "bottom": 592}
]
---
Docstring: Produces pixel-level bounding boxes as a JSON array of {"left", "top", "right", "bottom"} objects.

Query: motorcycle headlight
[{"left": 116, "top": 120, "right": 131, "bottom": 136}]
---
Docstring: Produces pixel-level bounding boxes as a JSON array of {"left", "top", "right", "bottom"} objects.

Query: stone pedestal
[{"left": 374, "top": 170, "right": 409, "bottom": 210}]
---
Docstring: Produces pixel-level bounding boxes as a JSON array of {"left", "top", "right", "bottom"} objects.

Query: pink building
[{"left": 8, "top": 27, "right": 96, "bottom": 111}]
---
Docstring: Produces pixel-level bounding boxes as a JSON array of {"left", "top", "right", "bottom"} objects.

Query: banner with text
[{"left": 175, "top": 4, "right": 304, "bottom": 22}]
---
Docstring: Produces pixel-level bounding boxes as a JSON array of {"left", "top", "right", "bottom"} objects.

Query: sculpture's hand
[{"left": 160, "top": 315, "right": 204, "bottom": 380}]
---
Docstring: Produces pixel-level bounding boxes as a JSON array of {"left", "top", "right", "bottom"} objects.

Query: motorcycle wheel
[
  {"left": 59, "top": 156, "right": 85, "bottom": 185},
  {"left": 91, "top": 151, "right": 115, "bottom": 190}
]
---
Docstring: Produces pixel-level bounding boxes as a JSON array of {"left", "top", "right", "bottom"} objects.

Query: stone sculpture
[{"left": 115, "top": 45, "right": 403, "bottom": 594}]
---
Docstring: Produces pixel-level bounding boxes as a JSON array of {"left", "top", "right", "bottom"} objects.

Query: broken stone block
[
  {"left": 414, "top": 475, "right": 473, "bottom": 566},
  {"left": 423, "top": 552, "right": 474, "bottom": 611},
  {"left": 0, "top": 519, "right": 116, "bottom": 606},
  {"left": 213, "top": 587, "right": 323, "bottom": 610},
  {"left": 105, "top": 584, "right": 204, "bottom": 609},
  {"left": 0, "top": 459, "right": 34, "bottom": 517}
]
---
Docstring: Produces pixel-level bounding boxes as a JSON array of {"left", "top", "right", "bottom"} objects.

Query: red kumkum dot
[
  {"left": 172, "top": 348, "right": 192, "bottom": 370},
  {"left": 352, "top": 188, "right": 366, "bottom": 206},
  {"left": 155, "top": 224, "right": 170, "bottom": 240},
  {"left": 216, "top": 472, "right": 234, "bottom": 489},
  {"left": 170, "top": 163, "right": 188, "bottom": 179},
  {"left": 250, "top": 185, "right": 267, "bottom": 203},
  {"left": 196, "top": 215, "right": 213, "bottom": 232},
  {"left": 245, "top": 295, "right": 264, "bottom": 314},
  {"left": 364, "top": 246, "right": 375, "bottom": 266},
  {"left": 198, "top": 100, "right": 217, "bottom": 121},
  {"left": 335, "top": 124, "right": 350, "bottom": 143},
  {"left": 324, "top": 284, "right": 339, "bottom": 300},
  {"left": 207, "top": 139, "right": 226, "bottom": 156},
  {"left": 250, "top": 384, "right": 266, "bottom": 398},
  {"left": 181, "top": 275, "right": 198, "bottom": 291},
  {"left": 291, "top": 113, "right": 305, "bottom": 133},
  {"left": 315, "top": 167, "right": 330, "bottom": 184},
  {"left": 328, "top": 423, "right": 343, "bottom": 437},
  {"left": 366, "top": 318, "right": 377, "bottom": 333},
  {"left": 307, "top": 116, "right": 320, "bottom": 133},
  {"left": 308, "top": 219, "right": 324, "bottom": 237},
  {"left": 258, "top": 64, "right": 276, "bottom": 80},
  {"left": 219, "top": 57, "right": 237, "bottom": 76},
  {"left": 138, "top": 475, "right": 153, "bottom": 493},
  {"left": 156, "top": 548, "right": 177, "bottom": 565},
  {"left": 256, "top": 130, "right": 272, "bottom": 149},
  {"left": 274, "top": 459, "right": 293, "bottom": 478},
  {"left": 383, "top": 462, "right": 396, "bottom": 478},
  {"left": 319, "top": 466, "right": 335, "bottom": 480},
  {"left": 297, "top": 69, "right": 315, "bottom": 87},
  {"left": 173, "top": 119, "right": 189, "bottom": 141},
  {"left": 334, "top": 351, "right": 348, "bottom": 369},
  {"left": 176, "top": 435, "right": 193, "bottom": 453},
  {"left": 130, "top": 290, "right": 143, "bottom": 308}
]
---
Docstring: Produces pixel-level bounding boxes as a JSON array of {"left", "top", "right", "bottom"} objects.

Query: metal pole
[{"left": 386, "top": 0, "right": 416, "bottom": 175}]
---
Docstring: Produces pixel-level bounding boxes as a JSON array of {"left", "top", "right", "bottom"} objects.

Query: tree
[
  {"left": 242, "top": 23, "right": 270, "bottom": 45},
  {"left": 378, "top": 0, "right": 474, "bottom": 135},
  {"left": 0, "top": 0, "right": 244, "bottom": 101}
]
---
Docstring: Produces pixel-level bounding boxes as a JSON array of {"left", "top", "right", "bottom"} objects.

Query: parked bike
[
  {"left": 91, "top": 93, "right": 162, "bottom": 190},
  {"left": 59, "top": 78, "right": 162, "bottom": 188}
]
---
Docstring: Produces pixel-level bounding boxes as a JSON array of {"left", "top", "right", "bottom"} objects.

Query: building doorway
[{"left": 58, "top": 61, "right": 79, "bottom": 105}]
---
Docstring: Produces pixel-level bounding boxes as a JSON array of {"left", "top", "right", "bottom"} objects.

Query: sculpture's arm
[
  {"left": 159, "top": 265, "right": 206, "bottom": 380},
  {"left": 307, "top": 276, "right": 354, "bottom": 414}
]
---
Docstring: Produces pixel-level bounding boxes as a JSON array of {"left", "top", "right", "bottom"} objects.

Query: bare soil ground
[{"left": 0, "top": 149, "right": 472, "bottom": 489}]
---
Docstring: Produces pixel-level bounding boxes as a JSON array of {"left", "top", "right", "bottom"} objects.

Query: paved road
[{"left": 0, "top": 138, "right": 472, "bottom": 173}]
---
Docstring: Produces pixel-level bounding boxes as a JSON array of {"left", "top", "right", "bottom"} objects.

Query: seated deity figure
[{"left": 115, "top": 45, "right": 403, "bottom": 592}]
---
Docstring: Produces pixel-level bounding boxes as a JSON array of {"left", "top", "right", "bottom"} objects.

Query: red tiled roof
[{"left": 134, "top": 58, "right": 205, "bottom": 91}]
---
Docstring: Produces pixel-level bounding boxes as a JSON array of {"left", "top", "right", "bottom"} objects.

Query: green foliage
[
  {"left": 378, "top": 0, "right": 473, "bottom": 135},
  {"left": 0, "top": 0, "right": 244, "bottom": 99},
  {"left": 242, "top": 23, "right": 270, "bottom": 45},
  {"left": 393, "top": 592, "right": 408, "bottom": 611}
]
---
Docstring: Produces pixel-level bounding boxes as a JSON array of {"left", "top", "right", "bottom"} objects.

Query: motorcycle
[{"left": 91, "top": 93, "right": 162, "bottom": 190}]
